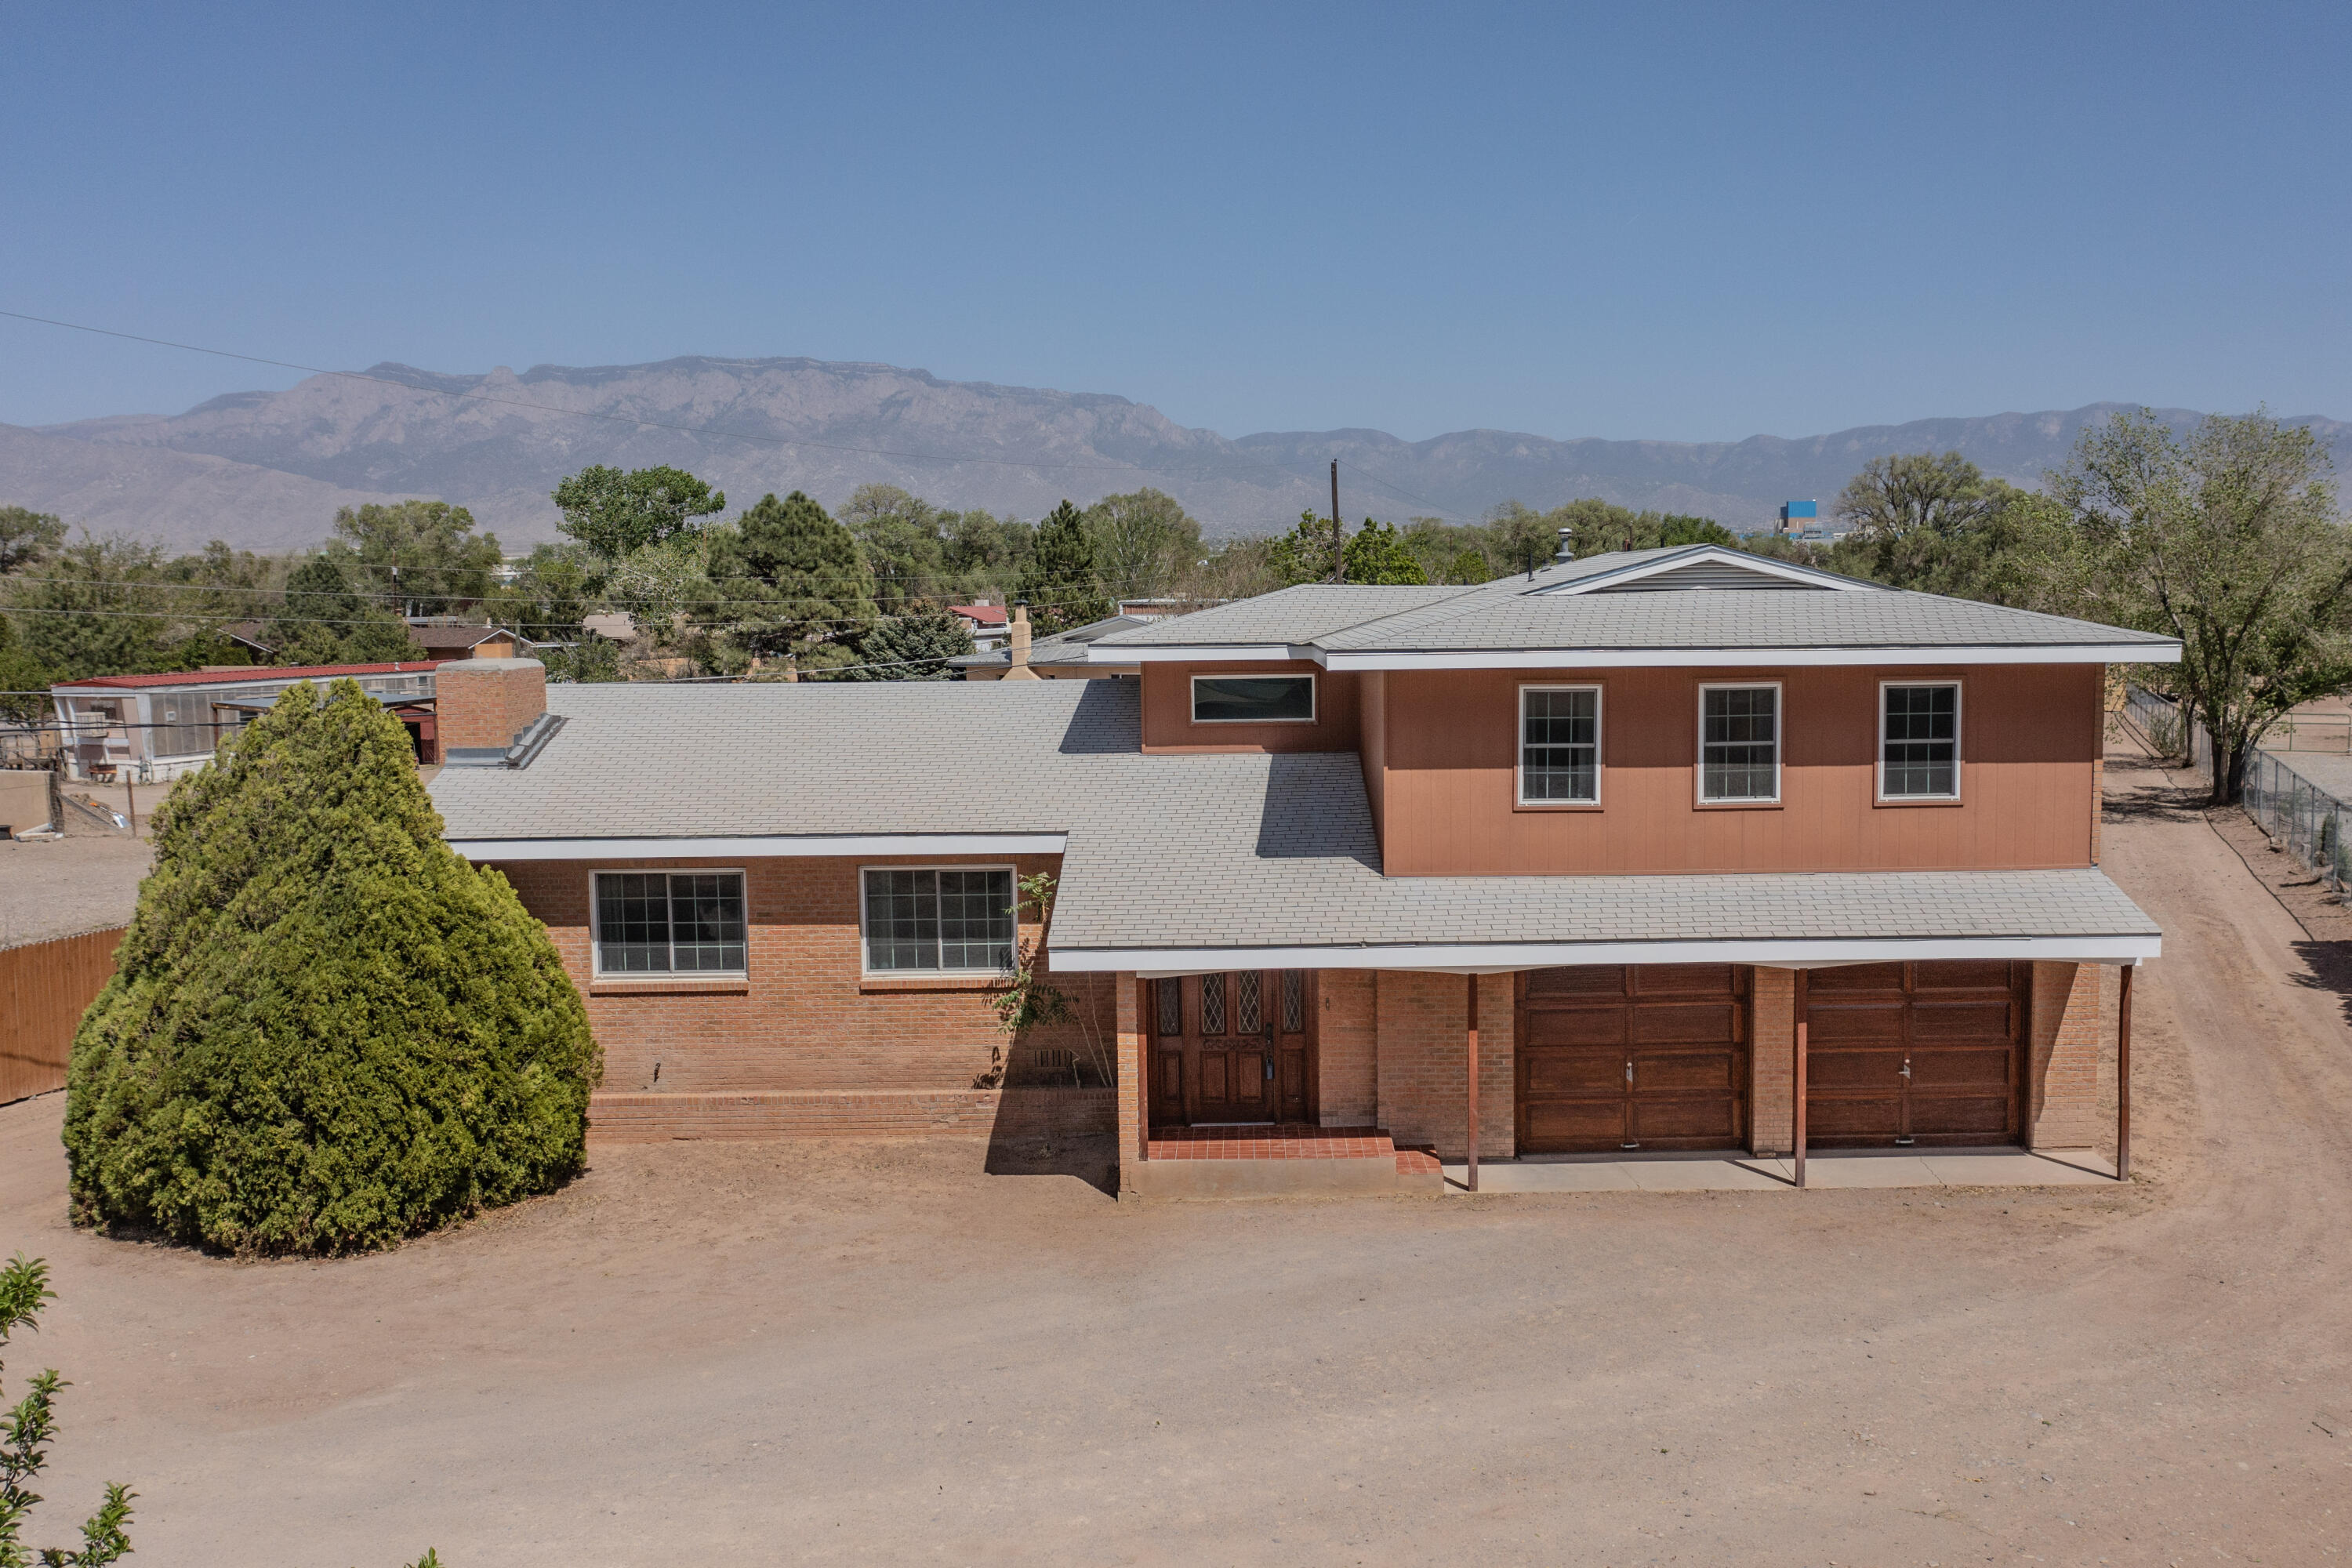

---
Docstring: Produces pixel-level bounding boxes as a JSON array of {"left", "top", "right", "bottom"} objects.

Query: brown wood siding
[
  {"left": 2, "top": 927, "right": 123, "bottom": 1104},
  {"left": 1376, "top": 664, "right": 2100, "bottom": 875},
  {"left": 1140, "top": 661, "right": 1361, "bottom": 753}
]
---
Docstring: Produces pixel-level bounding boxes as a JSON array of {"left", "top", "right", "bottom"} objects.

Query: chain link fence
[{"left": 2122, "top": 684, "right": 2350, "bottom": 891}]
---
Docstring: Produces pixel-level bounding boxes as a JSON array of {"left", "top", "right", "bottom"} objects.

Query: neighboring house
[
  {"left": 220, "top": 620, "right": 278, "bottom": 662},
  {"left": 429, "top": 546, "right": 2178, "bottom": 1196},
  {"left": 50, "top": 662, "right": 445, "bottom": 779},
  {"left": 582, "top": 612, "right": 638, "bottom": 644},
  {"left": 407, "top": 620, "right": 518, "bottom": 659},
  {"left": 952, "top": 613, "right": 1151, "bottom": 680},
  {"left": 948, "top": 602, "right": 1010, "bottom": 652}
]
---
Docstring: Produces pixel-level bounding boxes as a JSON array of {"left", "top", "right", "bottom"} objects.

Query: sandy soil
[{"left": 2, "top": 741, "right": 2349, "bottom": 1565}]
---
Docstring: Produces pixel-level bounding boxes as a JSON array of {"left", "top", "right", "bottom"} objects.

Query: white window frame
[
  {"left": 857, "top": 862, "right": 1021, "bottom": 978},
  {"left": 1877, "top": 679, "right": 1964, "bottom": 803},
  {"left": 1188, "top": 672, "right": 1317, "bottom": 725},
  {"left": 1695, "top": 681, "right": 1784, "bottom": 805},
  {"left": 1515, "top": 683, "right": 1604, "bottom": 807},
  {"left": 590, "top": 868, "right": 750, "bottom": 978}
]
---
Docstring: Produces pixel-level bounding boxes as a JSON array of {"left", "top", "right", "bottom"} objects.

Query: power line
[{"left": 1, "top": 308, "right": 1475, "bottom": 518}]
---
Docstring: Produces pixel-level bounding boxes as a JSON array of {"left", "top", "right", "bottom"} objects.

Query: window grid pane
[
  {"left": 667, "top": 873, "right": 746, "bottom": 971},
  {"left": 1521, "top": 688, "right": 1599, "bottom": 801},
  {"left": 1883, "top": 684, "right": 1958, "bottom": 797},
  {"left": 1236, "top": 971, "right": 1263, "bottom": 1034},
  {"left": 597, "top": 873, "right": 672, "bottom": 972},
  {"left": 1701, "top": 688, "right": 1779, "bottom": 800},
  {"left": 863, "top": 869, "right": 938, "bottom": 971},
  {"left": 937, "top": 869, "right": 1015, "bottom": 972},
  {"left": 1200, "top": 973, "right": 1227, "bottom": 1035}
]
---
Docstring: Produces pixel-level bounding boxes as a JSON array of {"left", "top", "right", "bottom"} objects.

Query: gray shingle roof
[
  {"left": 1091, "top": 547, "right": 2176, "bottom": 657},
  {"left": 435, "top": 677, "right": 2158, "bottom": 956}
]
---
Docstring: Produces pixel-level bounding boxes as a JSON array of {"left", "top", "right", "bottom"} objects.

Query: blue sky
[{"left": 2, "top": 1, "right": 2346, "bottom": 440}]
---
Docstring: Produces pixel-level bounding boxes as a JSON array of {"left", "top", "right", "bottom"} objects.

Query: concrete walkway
[{"left": 1441, "top": 1147, "right": 2118, "bottom": 1193}]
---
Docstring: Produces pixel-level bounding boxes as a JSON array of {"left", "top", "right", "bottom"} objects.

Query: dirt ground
[
  {"left": 3, "top": 741, "right": 2350, "bottom": 1566},
  {"left": 0, "top": 831, "right": 152, "bottom": 947}
]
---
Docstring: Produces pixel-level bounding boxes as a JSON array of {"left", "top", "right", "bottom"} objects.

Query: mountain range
[{"left": 5, "top": 355, "right": 2346, "bottom": 552}]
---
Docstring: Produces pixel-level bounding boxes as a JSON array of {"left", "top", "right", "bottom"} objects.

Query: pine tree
[
  {"left": 849, "top": 610, "right": 975, "bottom": 680},
  {"left": 1341, "top": 519, "right": 1429, "bottom": 585},
  {"left": 1017, "top": 501, "right": 1111, "bottom": 633},
  {"left": 706, "top": 492, "right": 877, "bottom": 662},
  {"left": 64, "top": 679, "right": 599, "bottom": 1255},
  {"left": 267, "top": 554, "right": 416, "bottom": 666}
]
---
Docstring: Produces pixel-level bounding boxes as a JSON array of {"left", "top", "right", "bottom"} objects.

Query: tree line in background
[{"left": 1, "top": 409, "right": 2342, "bottom": 803}]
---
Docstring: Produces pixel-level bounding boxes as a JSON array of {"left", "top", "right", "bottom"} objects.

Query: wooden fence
[{"left": 1, "top": 926, "right": 124, "bottom": 1104}]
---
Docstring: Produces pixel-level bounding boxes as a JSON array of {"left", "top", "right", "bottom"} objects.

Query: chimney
[
  {"left": 436, "top": 657, "right": 561, "bottom": 768},
  {"left": 1555, "top": 526, "right": 1575, "bottom": 562},
  {"left": 1003, "top": 604, "right": 1041, "bottom": 682}
]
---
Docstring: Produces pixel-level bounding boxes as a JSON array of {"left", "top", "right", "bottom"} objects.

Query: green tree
[
  {"left": 0, "top": 506, "right": 67, "bottom": 577},
  {"left": 0, "top": 1256, "right": 134, "bottom": 1566},
  {"left": 1016, "top": 501, "right": 1111, "bottom": 633},
  {"left": 1084, "top": 488, "right": 1203, "bottom": 601},
  {"left": 327, "top": 500, "right": 505, "bottom": 615},
  {"left": 1265, "top": 510, "right": 1341, "bottom": 587},
  {"left": 837, "top": 484, "right": 949, "bottom": 613},
  {"left": 64, "top": 678, "right": 599, "bottom": 1254},
  {"left": 551, "top": 466, "right": 725, "bottom": 561},
  {"left": 485, "top": 543, "right": 605, "bottom": 646},
  {"left": 532, "top": 634, "right": 622, "bottom": 684},
  {"left": 5, "top": 535, "right": 190, "bottom": 680},
  {"left": 850, "top": 609, "right": 975, "bottom": 680},
  {"left": 1341, "top": 518, "right": 1429, "bottom": 584},
  {"left": 1835, "top": 452, "right": 2005, "bottom": 542},
  {"left": 704, "top": 492, "right": 877, "bottom": 663},
  {"left": 0, "top": 614, "right": 55, "bottom": 724},
  {"left": 266, "top": 554, "right": 417, "bottom": 668},
  {"left": 1443, "top": 546, "right": 1493, "bottom": 584},
  {"left": 2047, "top": 408, "right": 2350, "bottom": 804}
]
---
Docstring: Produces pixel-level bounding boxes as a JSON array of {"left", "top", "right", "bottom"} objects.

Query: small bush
[{"left": 64, "top": 679, "right": 600, "bottom": 1255}]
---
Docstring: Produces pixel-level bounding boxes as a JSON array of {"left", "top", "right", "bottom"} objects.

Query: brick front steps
[{"left": 1133, "top": 1126, "right": 1442, "bottom": 1198}]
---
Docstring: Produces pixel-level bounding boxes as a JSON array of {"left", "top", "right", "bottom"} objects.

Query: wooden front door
[
  {"left": 1149, "top": 970, "right": 1316, "bottom": 1127},
  {"left": 1515, "top": 965, "right": 1751, "bottom": 1153},
  {"left": 1805, "top": 960, "right": 2024, "bottom": 1147}
]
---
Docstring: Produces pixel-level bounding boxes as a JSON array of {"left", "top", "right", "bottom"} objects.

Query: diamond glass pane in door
[
  {"left": 1156, "top": 978, "right": 1182, "bottom": 1036},
  {"left": 1200, "top": 973, "right": 1227, "bottom": 1034},
  {"left": 1280, "top": 971, "right": 1305, "bottom": 1033},
  {"left": 1236, "top": 971, "right": 1262, "bottom": 1034}
]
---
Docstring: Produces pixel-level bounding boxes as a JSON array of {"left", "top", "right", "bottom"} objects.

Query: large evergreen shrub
[{"left": 64, "top": 679, "right": 599, "bottom": 1255}]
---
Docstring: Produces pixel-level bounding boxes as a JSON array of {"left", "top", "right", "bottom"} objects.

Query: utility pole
[{"left": 1330, "top": 459, "right": 1345, "bottom": 583}]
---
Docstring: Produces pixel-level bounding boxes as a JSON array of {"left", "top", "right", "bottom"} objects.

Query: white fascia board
[
  {"left": 1054, "top": 932, "right": 2160, "bottom": 974},
  {"left": 450, "top": 833, "right": 1069, "bottom": 862},
  {"left": 1318, "top": 643, "right": 2180, "bottom": 671},
  {"left": 1089, "top": 644, "right": 1324, "bottom": 664}
]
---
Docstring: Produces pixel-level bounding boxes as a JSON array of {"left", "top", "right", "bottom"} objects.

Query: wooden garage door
[
  {"left": 1515, "top": 966, "right": 1749, "bottom": 1153},
  {"left": 1805, "top": 961, "right": 2024, "bottom": 1148}
]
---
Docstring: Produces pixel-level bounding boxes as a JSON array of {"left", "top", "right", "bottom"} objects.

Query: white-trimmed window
[
  {"left": 1518, "top": 684, "right": 1602, "bottom": 804},
  {"left": 1880, "top": 681, "right": 1961, "bottom": 800},
  {"left": 1698, "top": 684, "right": 1780, "bottom": 803},
  {"left": 593, "top": 870, "right": 747, "bottom": 975},
  {"left": 1190, "top": 673, "right": 1316, "bottom": 724},
  {"left": 861, "top": 866, "right": 1017, "bottom": 974}
]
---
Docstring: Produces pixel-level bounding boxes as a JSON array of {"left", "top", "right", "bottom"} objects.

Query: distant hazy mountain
[{"left": 8, "top": 354, "right": 2346, "bottom": 552}]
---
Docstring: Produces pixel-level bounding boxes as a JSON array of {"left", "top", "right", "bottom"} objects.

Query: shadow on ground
[{"left": 981, "top": 1128, "right": 1119, "bottom": 1196}]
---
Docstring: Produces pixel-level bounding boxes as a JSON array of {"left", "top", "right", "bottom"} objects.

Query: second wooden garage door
[
  {"left": 1805, "top": 961, "right": 2025, "bottom": 1148},
  {"left": 1515, "top": 966, "right": 1749, "bottom": 1153}
]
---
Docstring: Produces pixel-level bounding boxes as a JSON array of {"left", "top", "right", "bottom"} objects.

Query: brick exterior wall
[
  {"left": 1750, "top": 967, "right": 1796, "bottom": 1156},
  {"left": 1374, "top": 971, "right": 1515, "bottom": 1159},
  {"left": 1316, "top": 969, "right": 1378, "bottom": 1126},
  {"left": 437, "top": 659, "right": 547, "bottom": 751},
  {"left": 590, "top": 1087, "right": 1115, "bottom": 1142},
  {"left": 488, "top": 851, "right": 1117, "bottom": 1142},
  {"left": 2028, "top": 960, "right": 2111, "bottom": 1150}
]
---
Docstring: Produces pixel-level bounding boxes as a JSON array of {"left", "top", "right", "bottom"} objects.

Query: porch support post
[
  {"left": 1465, "top": 972, "right": 1480, "bottom": 1192},
  {"left": 1116, "top": 974, "right": 1147, "bottom": 1198},
  {"left": 2117, "top": 963, "right": 2134, "bottom": 1181},
  {"left": 1793, "top": 967, "right": 1809, "bottom": 1189}
]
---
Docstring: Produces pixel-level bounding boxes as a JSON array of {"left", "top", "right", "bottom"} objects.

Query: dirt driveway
[{"left": 4, "top": 744, "right": 2349, "bottom": 1566}]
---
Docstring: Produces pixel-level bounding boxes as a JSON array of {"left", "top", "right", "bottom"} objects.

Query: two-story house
[{"left": 428, "top": 545, "right": 2176, "bottom": 1196}]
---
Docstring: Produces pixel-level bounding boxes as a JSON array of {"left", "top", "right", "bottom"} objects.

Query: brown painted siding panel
[
  {"left": 1378, "top": 664, "right": 2100, "bottom": 874},
  {"left": 1, "top": 927, "right": 123, "bottom": 1104},
  {"left": 1140, "top": 660, "right": 1361, "bottom": 753}
]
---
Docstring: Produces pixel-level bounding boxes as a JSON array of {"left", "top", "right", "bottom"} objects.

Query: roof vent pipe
[{"left": 1555, "top": 526, "right": 1575, "bottom": 562}]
